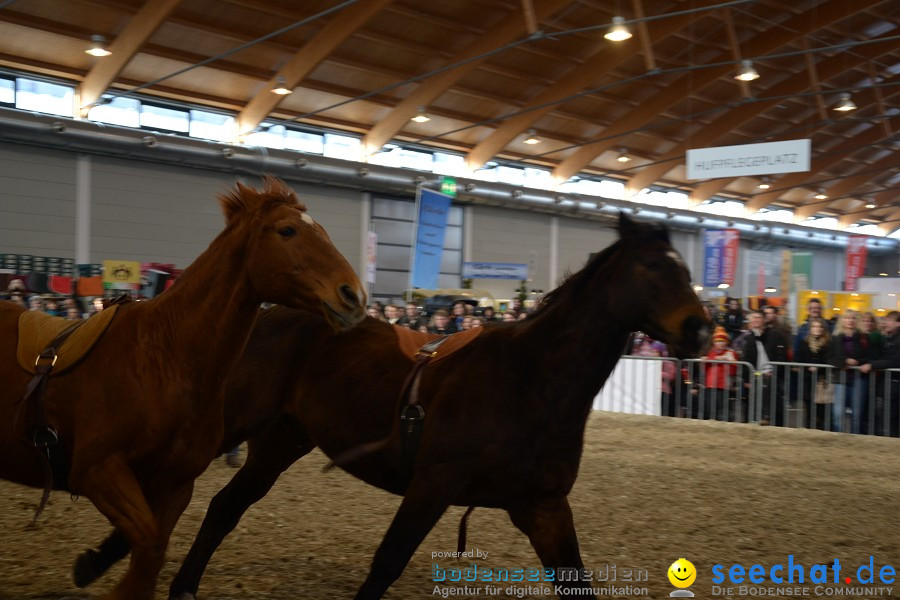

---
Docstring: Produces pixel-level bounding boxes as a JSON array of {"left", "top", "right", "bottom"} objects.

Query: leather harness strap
[
  {"left": 18, "top": 319, "right": 83, "bottom": 523},
  {"left": 398, "top": 335, "right": 451, "bottom": 470}
]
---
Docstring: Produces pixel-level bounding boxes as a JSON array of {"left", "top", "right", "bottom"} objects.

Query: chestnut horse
[
  {"left": 78, "top": 214, "right": 709, "bottom": 600},
  {"left": 0, "top": 178, "right": 365, "bottom": 600}
]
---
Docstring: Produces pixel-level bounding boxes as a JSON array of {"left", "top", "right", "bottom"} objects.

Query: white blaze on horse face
[{"left": 300, "top": 212, "right": 316, "bottom": 227}]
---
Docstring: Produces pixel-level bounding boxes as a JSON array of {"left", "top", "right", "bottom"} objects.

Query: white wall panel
[
  {"left": 90, "top": 158, "right": 235, "bottom": 266},
  {"left": 0, "top": 142, "right": 76, "bottom": 255},
  {"left": 470, "top": 206, "right": 551, "bottom": 300},
  {"left": 556, "top": 216, "right": 617, "bottom": 288}
]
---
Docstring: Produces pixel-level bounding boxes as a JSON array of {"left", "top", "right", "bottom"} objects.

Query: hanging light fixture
[
  {"left": 616, "top": 148, "right": 631, "bottom": 163},
  {"left": 85, "top": 35, "right": 112, "bottom": 57},
  {"left": 523, "top": 129, "right": 541, "bottom": 145},
  {"left": 864, "top": 199, "right": 877, "bottom": 209},
  {"left": 833, "top": 93, "right": 857, "bottom": 112},
  {"left": 758, "top": 177, "right": 771, "bottom": 190},
  {"left": 270, "top": 76, "right": 293, "bottom": 95},
  {"left": 411, "top": 106, "right": 431, "bottom": 123},
  {"left": 814, "top": 187, "right": 828, "bottom": 200},
  {"left": 734, "top": 59, "right": 760, "bottom": 81},
  {"left": 604, "top": 16, "right": 632, "bottom": 41}
]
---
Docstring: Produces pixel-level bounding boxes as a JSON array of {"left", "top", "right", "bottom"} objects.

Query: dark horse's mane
[{"left": 529, "top": 217, "right": 671, "bottom": 319}]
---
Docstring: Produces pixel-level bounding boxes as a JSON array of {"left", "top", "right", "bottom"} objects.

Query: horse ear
[
  {"left": 618, "top": 212, "right": 670, "bottom": 243},
  {"left": 219, "top": 182, "right": 254, "bottom": 224},
  {"left": 617, "top": 212, "right": 640, "bottom": 237}
]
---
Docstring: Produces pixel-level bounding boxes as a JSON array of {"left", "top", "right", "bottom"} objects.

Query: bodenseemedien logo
[{"left": 669, "top": 558, "right": 697, "bottom": 598}]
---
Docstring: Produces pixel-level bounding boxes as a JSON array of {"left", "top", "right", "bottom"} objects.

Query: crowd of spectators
[
  {"left": 364, "top": 298, "right": 529, "bottom": 335},
  {"left": 633, "top": 296, "right": 900, "bottom": 437},
  {"left": 2, "top": 278, "right": 99, "bottom": 320}
]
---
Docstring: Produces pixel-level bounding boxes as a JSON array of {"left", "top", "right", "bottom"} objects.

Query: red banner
[
  {"left": 722, "top": 229, "right": 740, "bottom": 286},
  {"left": 844, "top": 235, "right": 868, "bottom": 291}
]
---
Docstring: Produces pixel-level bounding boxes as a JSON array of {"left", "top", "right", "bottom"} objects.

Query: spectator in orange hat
[{"left": 702, "top": 326, "right": 738, "bottom": 420}]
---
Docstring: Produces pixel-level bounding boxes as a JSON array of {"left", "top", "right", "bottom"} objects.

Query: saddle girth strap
[
  {"left": 20, "top": 320, "right": 82, "bottom": 523},
  {"left": 398, "top": 336, "right": 451, "bottom": 470}
]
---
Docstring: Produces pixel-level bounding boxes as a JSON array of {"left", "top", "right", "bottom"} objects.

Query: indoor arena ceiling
[{"left": 1, "top": 0, "right": 899, "bottom": 231}]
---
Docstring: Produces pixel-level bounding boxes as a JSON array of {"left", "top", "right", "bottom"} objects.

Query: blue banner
[
  {"left": 410, "top": 188, "right": 452, "bottom": 289},
  {"left": 703, "top": 229, "right": 739, "bottom": 287},
  {"left": 462, "top": 262, "right": 528, "bottom": 280}
]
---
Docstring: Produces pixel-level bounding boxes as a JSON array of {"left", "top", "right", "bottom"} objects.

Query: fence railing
[{"left": 622, "top": 355, "right": 900, "bottom": 437}]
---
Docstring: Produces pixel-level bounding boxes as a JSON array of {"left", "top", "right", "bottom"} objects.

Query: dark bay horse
[
  {"left": 80, "top": 214, "right": 709, "bottom": 600},
  {"left": 0, "top": 178, "right": 365, "bottom": 600}
]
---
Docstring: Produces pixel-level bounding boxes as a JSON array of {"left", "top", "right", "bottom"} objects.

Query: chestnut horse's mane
[
  {"left": 218, "top": 177, "right": 308, "bottom": 223},
  {"left": 531, "top": 218, "right": 670, "bottom": 319}
]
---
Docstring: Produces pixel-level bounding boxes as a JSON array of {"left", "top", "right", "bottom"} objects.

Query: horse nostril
[{"left": 339, "top": 284, "right": 359, "bottom": 307}]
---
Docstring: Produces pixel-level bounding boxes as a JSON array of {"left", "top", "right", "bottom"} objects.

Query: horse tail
[{"left": 457, "top": 506, "right": 476, "bottom": 553}]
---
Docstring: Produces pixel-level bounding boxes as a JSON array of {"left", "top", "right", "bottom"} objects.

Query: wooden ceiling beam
[
  {"left": 794, "top": 152, "right": 900, "bottom": 220},
  {"left": 361, "top": 0, "right": 572, "bottom": 156},
  {"left": 804, "top": 39, "right": 829, "bottom": 121},
  {"left": 623, "top": 34, "right": 900, "bottom": 197},
  {"left": 722, "top": 8, "right": 751, "bottom": 99},
  {"left": 740, "top": 101, "right": 900, "bottom": 212},
  {"left": 466, "top": 0, "right": 729, "bottom": 172},
  {"left": 839, "top": 188, "right": 897, "bottom": 228},
  {"left": 77, "top": 0, "right": 183, "bottom": 117},
  {"left": 236, "top": 0, "right": 394, "bottom": 138},
  {"left": 630, "top": 0, "right": 656, "bottom": 72},
  {"left": 551, "top": 0, "right": 884, "bottom": 183}
]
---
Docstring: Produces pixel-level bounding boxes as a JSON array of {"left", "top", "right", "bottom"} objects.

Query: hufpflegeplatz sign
[{"left": 687, "top": 139, "right": 810, "bottom": 180}]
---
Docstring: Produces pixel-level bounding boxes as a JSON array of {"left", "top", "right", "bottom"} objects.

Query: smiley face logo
[{"left": 668, "top": 558, "right": 696, "bottom": 589}]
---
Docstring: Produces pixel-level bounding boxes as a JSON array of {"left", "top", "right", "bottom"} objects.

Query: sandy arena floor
[{"left": 1, "top": 412, "right": 898, "bottom": 600}]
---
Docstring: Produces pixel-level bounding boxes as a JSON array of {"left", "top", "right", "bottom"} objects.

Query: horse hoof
[
  {"left": 169, "top": 593, "right": 197, "bottom": 600},
  {"left": 73, "top": 549, "right": 101, "bottom": 588}
]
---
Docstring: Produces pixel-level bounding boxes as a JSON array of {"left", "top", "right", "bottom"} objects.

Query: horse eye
[{"left": 278, "top": 226, "right": 297, "bottom": 238}]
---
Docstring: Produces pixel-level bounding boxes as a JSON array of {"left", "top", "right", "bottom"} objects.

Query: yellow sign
[
  {"left": 830, "top": 292, "right": 872, "bottom": 318},
  {"left": 102, "top": 260, "right": 141, "bottom": 285}
]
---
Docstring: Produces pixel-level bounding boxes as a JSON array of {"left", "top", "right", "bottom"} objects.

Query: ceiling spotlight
[
  {"left": 734, "top": 59, "right": 760, "bottom": 82},
  {"left": 523, "top": 129, "right": 541, "bottom": 145},
  {"left": 604, "top": 16, "right": 632, "bottom": 41},
  {"left": 270, "top": 76, "right": 293, "bottom": 95},
  {"left": 764, "top": 287, "right": 777, "bottom": 293},
  {"left": 616, "top": 149, "right": 631, "bottom": 163},
  {"left": 833, "top": 93, "right": 857, "bottom": 112},
  {"left": 411, "top": 106, "right": 431, "bottom": 123},
  {"left": 717, "top": 283, "right": 730, "bottom": 289},
  {"left": 814, "top": 187, "right": 828, "bottom": 200},
  {"left": 85, "top": 34, "right": 112, "bottom": 57},
  {"left": 758, "top": 177, "right": 771, "bottom": 190},
  {"left": 865, "top": 201, "right": 877, "bottom": 209}
]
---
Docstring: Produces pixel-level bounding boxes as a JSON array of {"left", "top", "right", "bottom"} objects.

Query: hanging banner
[
  {"left": 844, "top": 235, "right": 868, "bottom": 291},
  {"left": 779, "top": 250, "right": 791, "bottom": 296},
  {"left": 791, "top": 252, "right": 813, "bottom": 293},
  {"left": 703, "top": 229, "right": 740, "bottom": 287},
  {"left": 366, "top": 231, "right": 377, "bottom": 285},
  {"left": 757, "top": 263, "right": 766, "bottom": 297},
  {"left": 687, "top": 139, "right": 811, "bottom": 180},
  {"left": 410, "top": 188, "right": 452, "bottom": 290}
]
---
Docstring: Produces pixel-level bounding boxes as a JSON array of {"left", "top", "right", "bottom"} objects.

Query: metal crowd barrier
[{"left": 622, "top": 356, "right": 900, "bottom": 437}]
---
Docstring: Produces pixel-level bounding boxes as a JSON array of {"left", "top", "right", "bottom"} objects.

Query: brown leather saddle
[
  {"left": 15, "top": 300, "right": 125, "bottom": 523},
  {"left": 17, "top": 304, "right": 122, "bottom": 376},
  {"left": 391, "top": 325, "right": 483, "bottom": 364}
]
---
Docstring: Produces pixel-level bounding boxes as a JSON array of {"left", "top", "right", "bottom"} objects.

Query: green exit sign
[{"left": 440, "top": 176, "right": 458, "bottom": 197}]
